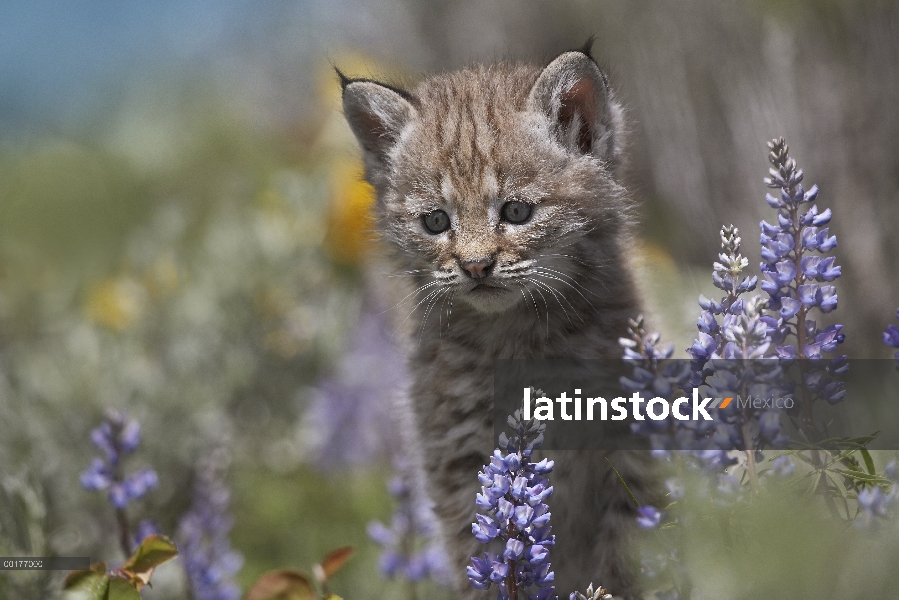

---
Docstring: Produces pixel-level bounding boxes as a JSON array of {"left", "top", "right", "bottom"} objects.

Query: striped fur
[{"left": 343, "top": 49, "right": 654, "bottom": 599}]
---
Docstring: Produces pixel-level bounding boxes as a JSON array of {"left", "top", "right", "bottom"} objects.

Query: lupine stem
[
  {"left": 788, "top": 200, "right": 816, "bottom": 434},
  {"left": 783, "top": 172, "right": 842, "bottom": 517},
  {"left": 116, "top": 507, "right": 132, "bottom": 558},
  {"left": 506, "top": 521, "right": 518, "bottom": 600},
  {"left": 738, "top": 337, "right": 759, "bottom": 491},
  {"left": 111, "top": 433, "right": 133, "bottom": 557},
  {"left": 401, "top": 520, "right": 418, "bottom": 600}
]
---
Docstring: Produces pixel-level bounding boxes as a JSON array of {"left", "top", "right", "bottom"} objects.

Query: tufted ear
[
  {"left": 527, "top": 50, "right": 623, "bottom": 164},
  {"left": 339, "top": 70, "right": 417, "bottom": 186}
]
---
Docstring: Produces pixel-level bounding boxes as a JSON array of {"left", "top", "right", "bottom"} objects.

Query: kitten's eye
[
  {"left": 501, "top": 200, "right": 532, "bottom": 224},
  {"left": 423, "top": 209, "right": 451, "bottom": 234}
]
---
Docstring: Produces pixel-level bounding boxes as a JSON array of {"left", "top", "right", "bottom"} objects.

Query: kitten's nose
[{"left": 460, "top": 257, "right": 495, "bottom": 280}]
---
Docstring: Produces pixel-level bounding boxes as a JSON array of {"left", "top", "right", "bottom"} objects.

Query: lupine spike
[
  {"left": 469, "top": 410, "right": 557, "bottom": 600},
  {"left": 758, "top": 138, "right": 847, "bottom": 405},
  {"left": 80, "top": 410, "right": 158, "bottom": 557},
  {"left": 177, "top": 449, "right": 243, "bottom": 600}
]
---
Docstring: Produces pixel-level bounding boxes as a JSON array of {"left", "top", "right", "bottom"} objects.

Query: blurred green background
[{"left": 1, "top": 1, "right": 898, "bottom": 599}]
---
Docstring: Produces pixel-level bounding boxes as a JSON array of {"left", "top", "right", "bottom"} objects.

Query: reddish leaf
[
  {"left": 317, "top": 546, "right": 354, "bottom": 582},
  {"left": 244, "top": 569, "right": 314, "bottom": 600}
]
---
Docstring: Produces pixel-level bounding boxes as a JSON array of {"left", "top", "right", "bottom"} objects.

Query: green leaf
[
  {"left": 606, "top": 457, "right": 640, "bottom": 508},
  {"left": 861, "top": 448, "right": 876, "bottom": 475},
  {"left": 786, "top": 468, "right": 820, "bottom": 488},
  {"left": 63, "top": 570, "right": 109, "bottom": 599},
  {"left": 790, "top": 432, "right": 880, "bottom": 451},
  {"left": 833, "top": 469, "right": 893, "bottom": 485},
  {"left": 62, "top": 566, "right": 141, "bottom": 600},
  {"left": 824, "top": 472, "right": 853, "bottom": 520},
  {"left": 245, "top": 569, "right": 314, "bottom": 600},
  {"left": 107, "top": 577, "right": 142, "bottom": 600},
  {"left": 842, "top": 432, "right": 880, "bottom": 446},
  {"left": 767, "top": 450, "right": 795, "bottom": 460},
  {"left": 63, "top": 562, "right": 108, "bottom": 591},
  {"left": 790, "top": 452, "right": 817, "bottom": 466},
  {"left": 804, "top": 470, "right": 824, "bottom": 497},
  {"left": 120, "top": 534, "right": 178, "bottom": 589}
]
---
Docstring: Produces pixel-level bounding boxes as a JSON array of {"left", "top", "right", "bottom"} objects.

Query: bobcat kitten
[{"left": 341, "top": 44, "right": 654, "bottom": 599}]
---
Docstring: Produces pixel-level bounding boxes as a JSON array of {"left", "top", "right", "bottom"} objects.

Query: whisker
[
  {"left": 533, "top": 265, "right": 598, "bottom": 292},
  {"left": 536, "top": 255, "right": 612, "bottom": 294},
  {"left": 393, "top": 285, "right": 449, "bottom": 336},
  {"left": 437, "top": 291, "right": 448, "bottom": 341},
  {"left": 533, "top": 269, "right": 598, "bottom": 309},
  {"left": 378, "top": 279, "right": 443, "bottom": 316},
  {"left": 512, "top": 279, "right": 545, "bottom": 334},
  {"left": 418, "top": 288, "right": 449, "bottom": 344},
  {"left": 445, "top": 291, "right": 456, "bottom": 335},
  {"left": 538, "top": 253, "right": 613, "bottom": 269},
  {"left": 526, "top": 278, "right": 554, "bottom": 335},
  {"left": 531, "top": 279, "right": 578, "bottom": 326},
  {"left": 516, "top": 283, "right": 540, "bottom": 321}
]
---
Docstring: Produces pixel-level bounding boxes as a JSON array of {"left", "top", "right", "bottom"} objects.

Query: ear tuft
[
  {"left": 341, "top": 78, "right": 417, "bottom": 187},
  {"left": 576, "top": 36, "right": 597, "bottom": 61},
  {"left": 528, "top": 51, "right": 623, "bottom": 164},
  {"left": 335, "top": 67, "right": 351, "bottom": 91}
]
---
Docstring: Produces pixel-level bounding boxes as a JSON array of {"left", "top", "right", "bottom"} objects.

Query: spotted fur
[{"left": 342, "top": 47, "right": 654, "bottom": 599}]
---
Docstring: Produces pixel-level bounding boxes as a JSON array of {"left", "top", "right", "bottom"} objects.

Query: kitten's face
[
  {"left": 341, "top": 53, "right": 627, "bottom": 315},
  {"left": 384, "top": 110, "right": 592, "bottom": 313}
]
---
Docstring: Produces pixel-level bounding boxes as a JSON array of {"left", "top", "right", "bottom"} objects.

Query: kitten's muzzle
[{"left": 459, "top": 257, "right": 495, "bottom": 280}]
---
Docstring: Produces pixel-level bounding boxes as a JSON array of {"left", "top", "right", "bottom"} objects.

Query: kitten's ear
[
  {"left": 527, "top": 51, "right": 623, "bottom": 164},
  {"left": 340, "top": 70, "right": 417, "bottom": 183}
]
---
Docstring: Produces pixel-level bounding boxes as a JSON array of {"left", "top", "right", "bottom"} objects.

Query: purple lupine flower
[
  {"left": 884, "top": 308, "right": 899, "bottom": 368},
  {"left": 705, "top": 296, "right": 791, "bottom": 451},
  {"left": 679, "top": 227, "right": 789, "bottom": 455},
  {"left": 759, "top": 138, "right": 847, "bottom": 401},
  {"left": 108, "top": 468, "right": 159, "bottom": 510},
  {"left": 303, "top": 300, "right": 408, "bottom": 469},
  {"left": 82, "top": 412, "right": 157, "bottom": 507},
  {"left": 635, "top": 506, "right": 662, "bottom": 529},
  {"left": 81, "top": 458, "right": 113, "bottom": 491},
  {"left": 177, "top": 449, "right": 243, "bottom": 600},
  {"left": 619, "top": 317, "right": 703, "bottom": 452},
  {"left": 854, "top": 484, "right": 898, "bottom": 529},
  {"left": 687, "top": 226, "right": 761, "bottom": 366},
  {"left": 767, "top": 455, "right": 795, "bottom": 477},
  {"left": 624, "top": 304, "right": 785, "bottom": 459},
  {"left": 469, "top": 407, "right": 557, "bottom": 600},
  {"left": 81, "top": 411, "right": 158, "bottom": 555},
  {"left": 885, "top": 460, "right": 899, "bottom": 484},
  {"left": 368, "top": 470, "right": 451, "bottom": 585},
  {"left": 857, "top": 487, "right": 889, "bottom": 517}
]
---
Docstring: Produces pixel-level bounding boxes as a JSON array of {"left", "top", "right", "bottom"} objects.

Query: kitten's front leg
[
  {"left": 410, "top": 365, "right": 496, "bottom": 599},
  {"left": 549, "top": 449, "right": 657, "bottom": 600}
]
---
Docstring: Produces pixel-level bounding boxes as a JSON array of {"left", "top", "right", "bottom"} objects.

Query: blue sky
[{"left": 0, "top": 0, "right": 278, "bottom": 134}]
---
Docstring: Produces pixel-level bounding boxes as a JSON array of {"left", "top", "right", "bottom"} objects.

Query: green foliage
[
  {"left": 233, "top": 466, "right": 395, "bottom": 599},
  {"left": 0, "top": 81, "right": 375, "bottom": 598},
  {"left": 639, "top": 449, "right": 899, "bottom": 600},
  {"left": 62, "top": 535, "right": 177, "bottom": 600}
]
